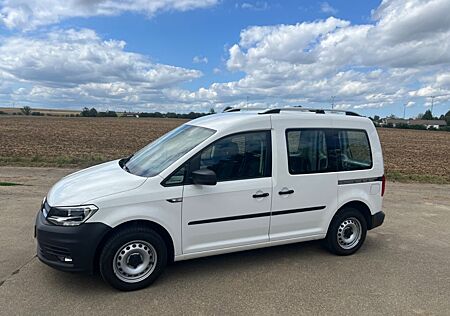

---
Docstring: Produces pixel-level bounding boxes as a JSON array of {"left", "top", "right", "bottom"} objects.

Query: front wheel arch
[{"left": 94, "top": 219, "right": 175, "bottom": 273}]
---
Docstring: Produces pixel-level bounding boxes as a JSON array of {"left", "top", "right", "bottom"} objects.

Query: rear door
[{"left": 270, "top": 118, "right": 338, "bottom": 240}]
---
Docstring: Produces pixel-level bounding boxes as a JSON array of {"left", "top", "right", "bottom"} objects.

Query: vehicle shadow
[
  {"left": 43, "top": 239, "right": 323, "bottom": 292},
  {"left": 44, "top": 236, "right": 383, "bottom": 294}
]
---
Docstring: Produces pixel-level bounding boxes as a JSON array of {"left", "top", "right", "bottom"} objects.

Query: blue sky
[{"left": 0, "top": 0, "right": 449, "bottom": 118}]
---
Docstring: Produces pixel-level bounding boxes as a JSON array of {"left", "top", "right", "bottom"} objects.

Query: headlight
[{"left": 45, "top": 204, "right": 98, "bottom": 226}]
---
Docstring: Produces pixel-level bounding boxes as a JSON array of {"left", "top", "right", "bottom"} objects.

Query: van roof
[
  {"left": 227, "top": 107, "right": 361, "bottom": 116},
  {"left": 191, "top": 108, "right": 371, "bottom": 132}
]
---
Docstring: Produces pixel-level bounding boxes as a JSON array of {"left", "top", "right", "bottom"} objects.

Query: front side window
[
  {"left": 190, "top": 131, "right": 271, "bottom": 182},
  {"left": 337, "top": 130, "right": 372, "bottom": 171},
  {"left": 125, "top": 125, "right": 215, "bottom": 177},
  {"left": 286, "top": 129, "right": 331, "bottom": 174}
]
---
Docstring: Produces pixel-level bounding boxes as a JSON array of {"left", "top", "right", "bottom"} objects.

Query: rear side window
[
  {"left": 286, "top": 129, "right": 332, "bottom": 174},
  {"left": 286, "top": 128, "right": 372, "bottom": 175},
  {"left": 337, "top": 130, "right": 372, "bottom": 171}
]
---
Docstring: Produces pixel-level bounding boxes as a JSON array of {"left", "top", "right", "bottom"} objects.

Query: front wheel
[
  {"left": 99, "top": 226, "right": 167, "bottom": 291},
  {"left": 325, "top": 208, "right": 367, "bottom": 255}
]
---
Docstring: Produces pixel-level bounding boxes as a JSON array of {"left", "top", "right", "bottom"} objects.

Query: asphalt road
[{"left": 1, "top": 167, "right": 449, "bottom": 315}]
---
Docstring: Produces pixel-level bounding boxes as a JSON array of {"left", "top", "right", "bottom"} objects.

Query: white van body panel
[
  {"left": 333, "top": 116, "right": 384, "bottom": 217},
  {"left": 182, "top": 177, "right": 272, "bottom": 253},
  {"left": 87, "top": 176, "right": 184, "bottom": 256},
  {"left": 47, "top": 160, "right": 146, "bottom": 206}
]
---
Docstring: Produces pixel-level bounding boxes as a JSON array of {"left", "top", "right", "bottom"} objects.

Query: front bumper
[
  {"left": 369, "top": 211, "right": 385, "bottom": 230},
  {"left": 35, "top": 210, "right": 111, "bottom": 273}
]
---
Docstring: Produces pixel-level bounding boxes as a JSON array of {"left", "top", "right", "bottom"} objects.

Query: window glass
[
  {"left": 286, "top": 129, "right": 329, "bottom": 174},
  {"left": 164, "top": 166, "right": 185, "bottom": 186},
  {"left": 125, "top": 125, "right": 215, "bottom": 177},
  {"left": 191, "top": 131, "right": 271, "bottom": 182},
  {"left": 337, "top": 130, "right": 372, "bottom": 171}
]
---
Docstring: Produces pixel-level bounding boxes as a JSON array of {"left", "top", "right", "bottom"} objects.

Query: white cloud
[
  {"left": 320, "top": 2, "right": 337, "bottom": 15},
  {"left": 238, "top": 1, "right": 270, "bottom": 11},
  {"left": 353, "top": 103, "right": 386, "bottom": 109},
  {"left": 2, "top": 0, "right": 450, "bottom": 114},
  {"left": 0, "top": 0, "right": 218, "bottom": 30},
  {"left": 0, "top": 29, "right": 202, "bottom": 109},
  {"left": 0, "top": 29, "right": 201, "bottom": 87},
  {"left": 179, "top": 0, "right": 450, "bottom": 112},
  {"left": 334, "top": 103, "right": 351, "bottom": 110},
  {"left": 406, "top": 101, "right": 415, "bottom": 108},
  {"left": 193, "top": 56, "right": 208, "bottom": 64}
]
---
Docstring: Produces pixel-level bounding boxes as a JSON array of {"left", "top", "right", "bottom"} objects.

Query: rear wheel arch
[
  {"left": 330, "top": 200, "right": 372, "bottom": 231},
  {"left": 94, "top": 219, "right": 175, "bottom": 273}
]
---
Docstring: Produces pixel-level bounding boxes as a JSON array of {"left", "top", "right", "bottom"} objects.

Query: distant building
[
  {"left": 381, "top": 118, "right": 446, "bottom": 129},
  {"left": 408, "top": 119, "right": 447, "bottom": 129},
  {"left": 122, "top": 112, "right": 139, "bottom": 118},
  {"left": 381, "top": 118, "right": 407, "bottom": 127}
]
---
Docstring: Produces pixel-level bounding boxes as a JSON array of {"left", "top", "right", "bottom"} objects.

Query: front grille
[{"left": 39, "top": 241, "right": 71, "bottom": 261}]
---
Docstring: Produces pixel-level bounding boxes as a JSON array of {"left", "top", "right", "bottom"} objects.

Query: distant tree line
[
  {"left": 371, "top": 110, "right": 449, "bottom": 123},
  {"left": 1, "top": 106, "right": 216, "bottom": 118},
  {"left": 371, "top": 110, "right": 450, "bottom": 124},
  {"left": 80, "top": 107, "right": 215, "bottom": 119},
  {"left": 134, "top": 111, "right": 212, "bottom": 119},
  {"left": 418, "top": 109, "right": 450, "bottom": 122},
  {"left": 370, "top": 109, "right": 450, "bottom": 132},
  {"left": 7, "top": 106, "right": 448, "bottom": 128},
  {"left": 80, "top": 107, "right": 118, "bottom": 117}
]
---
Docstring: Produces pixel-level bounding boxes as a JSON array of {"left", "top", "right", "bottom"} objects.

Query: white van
[{"left": 36, "top": 108, "right": 385, "bottom": 291}]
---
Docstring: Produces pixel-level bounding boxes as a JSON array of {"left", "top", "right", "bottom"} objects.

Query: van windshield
[{"left": 123, "top": 124, "right": 215, "bottom": 177}]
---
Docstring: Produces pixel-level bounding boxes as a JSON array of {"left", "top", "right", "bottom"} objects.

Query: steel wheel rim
[
  {"left": 113, "top": 240, "right": 157, "bottom": 283},
  {"left": 337, "top": 217, "right": 362, "bottom": 250}
]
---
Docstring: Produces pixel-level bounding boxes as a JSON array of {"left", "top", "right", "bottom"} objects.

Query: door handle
[
  {"left": 166, "top": 197, "right": 183, "bottom": 203},
  {"left": 253, "top": 192, "right": 269, "bottom": 198},
  {"left": 278, "top": 189, "right": 294, "bottom": 195}
]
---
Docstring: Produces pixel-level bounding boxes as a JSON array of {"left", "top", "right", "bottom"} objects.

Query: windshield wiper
[
  {"left": 119, "top": 154, "right": 133, "bottom": 172},
  {"left": 123, "top": 164, "right": 131, "bottom": 173}
]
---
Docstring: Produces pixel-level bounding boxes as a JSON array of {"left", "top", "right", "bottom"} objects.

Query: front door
[{"left": 182, "top": 130, "right": 272, "bottom": 254}]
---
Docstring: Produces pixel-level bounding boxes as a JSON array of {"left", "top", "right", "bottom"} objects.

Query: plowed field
[{"left": 1, "top": 116, "right": 449, "bottom": 183}]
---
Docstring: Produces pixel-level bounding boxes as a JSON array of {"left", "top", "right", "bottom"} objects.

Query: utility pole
[
  {"left": 430, "top": 96, "right": 435, "bottom": 115},
  {"left": 331, "top": 96, "right": 335, "bottom": 109},
  {"left": 403, "top": 102, "right": 407, "bottom": 119},
  {"left": 246, "top": 96, "right": 249, "bottom": 107}
]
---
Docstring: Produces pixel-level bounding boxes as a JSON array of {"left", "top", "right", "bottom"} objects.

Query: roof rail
[
  {"left": 258, "top": 107, "right": 361, "bottom": 117},
  {"left": 223, "top": 107, "right": 269, "bottom": 113}
]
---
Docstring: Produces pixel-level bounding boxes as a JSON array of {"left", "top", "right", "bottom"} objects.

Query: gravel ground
[{"left": 0, "top": 166, "right": 449, "bottom": 315}]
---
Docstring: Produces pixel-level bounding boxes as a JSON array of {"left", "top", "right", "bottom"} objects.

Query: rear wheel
[
  {"left": 325, "top": 207, "right": 367, "bottom": 255},
  {"left": 99, "top": 226, "right": 167, "bottom": 291}
]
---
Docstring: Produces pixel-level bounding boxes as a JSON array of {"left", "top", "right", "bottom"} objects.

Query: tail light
[{"left": 381, "top": 175, "right": 386, "bottom": 197}]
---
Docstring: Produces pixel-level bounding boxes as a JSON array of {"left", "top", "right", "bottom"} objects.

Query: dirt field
[
  {"left": 377, "top": 128, "right": 450, "bottom": 183},
  {"left": 0, "top": 116, "right": 185, "bottom": 167},
  {"left": 0, "top": 107, "right": 80, "bottom": 116},
  {"left": 1, "top": 116, "right": 449, "bottom": 183}
]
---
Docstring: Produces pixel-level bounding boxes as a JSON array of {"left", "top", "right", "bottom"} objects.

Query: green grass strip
[{"left": 0, "top": 182, "right": 22, "bottom": 186}]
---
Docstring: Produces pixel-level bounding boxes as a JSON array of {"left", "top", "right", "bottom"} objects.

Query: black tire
[
  {"left": 325, "top": 207, "right": 367, "bottom": 256},
  {"left": 99, "top": 226, "right": 167, "bottom": 291}
]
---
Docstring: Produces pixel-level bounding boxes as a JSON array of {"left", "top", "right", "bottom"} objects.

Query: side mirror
[{"left": 191, "top": 169, "right": 217, "bottom": 185}]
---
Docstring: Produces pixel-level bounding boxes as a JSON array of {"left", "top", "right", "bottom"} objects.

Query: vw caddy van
[{"left": 36, "top": 108, "right": 385, "bottom": 291}]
